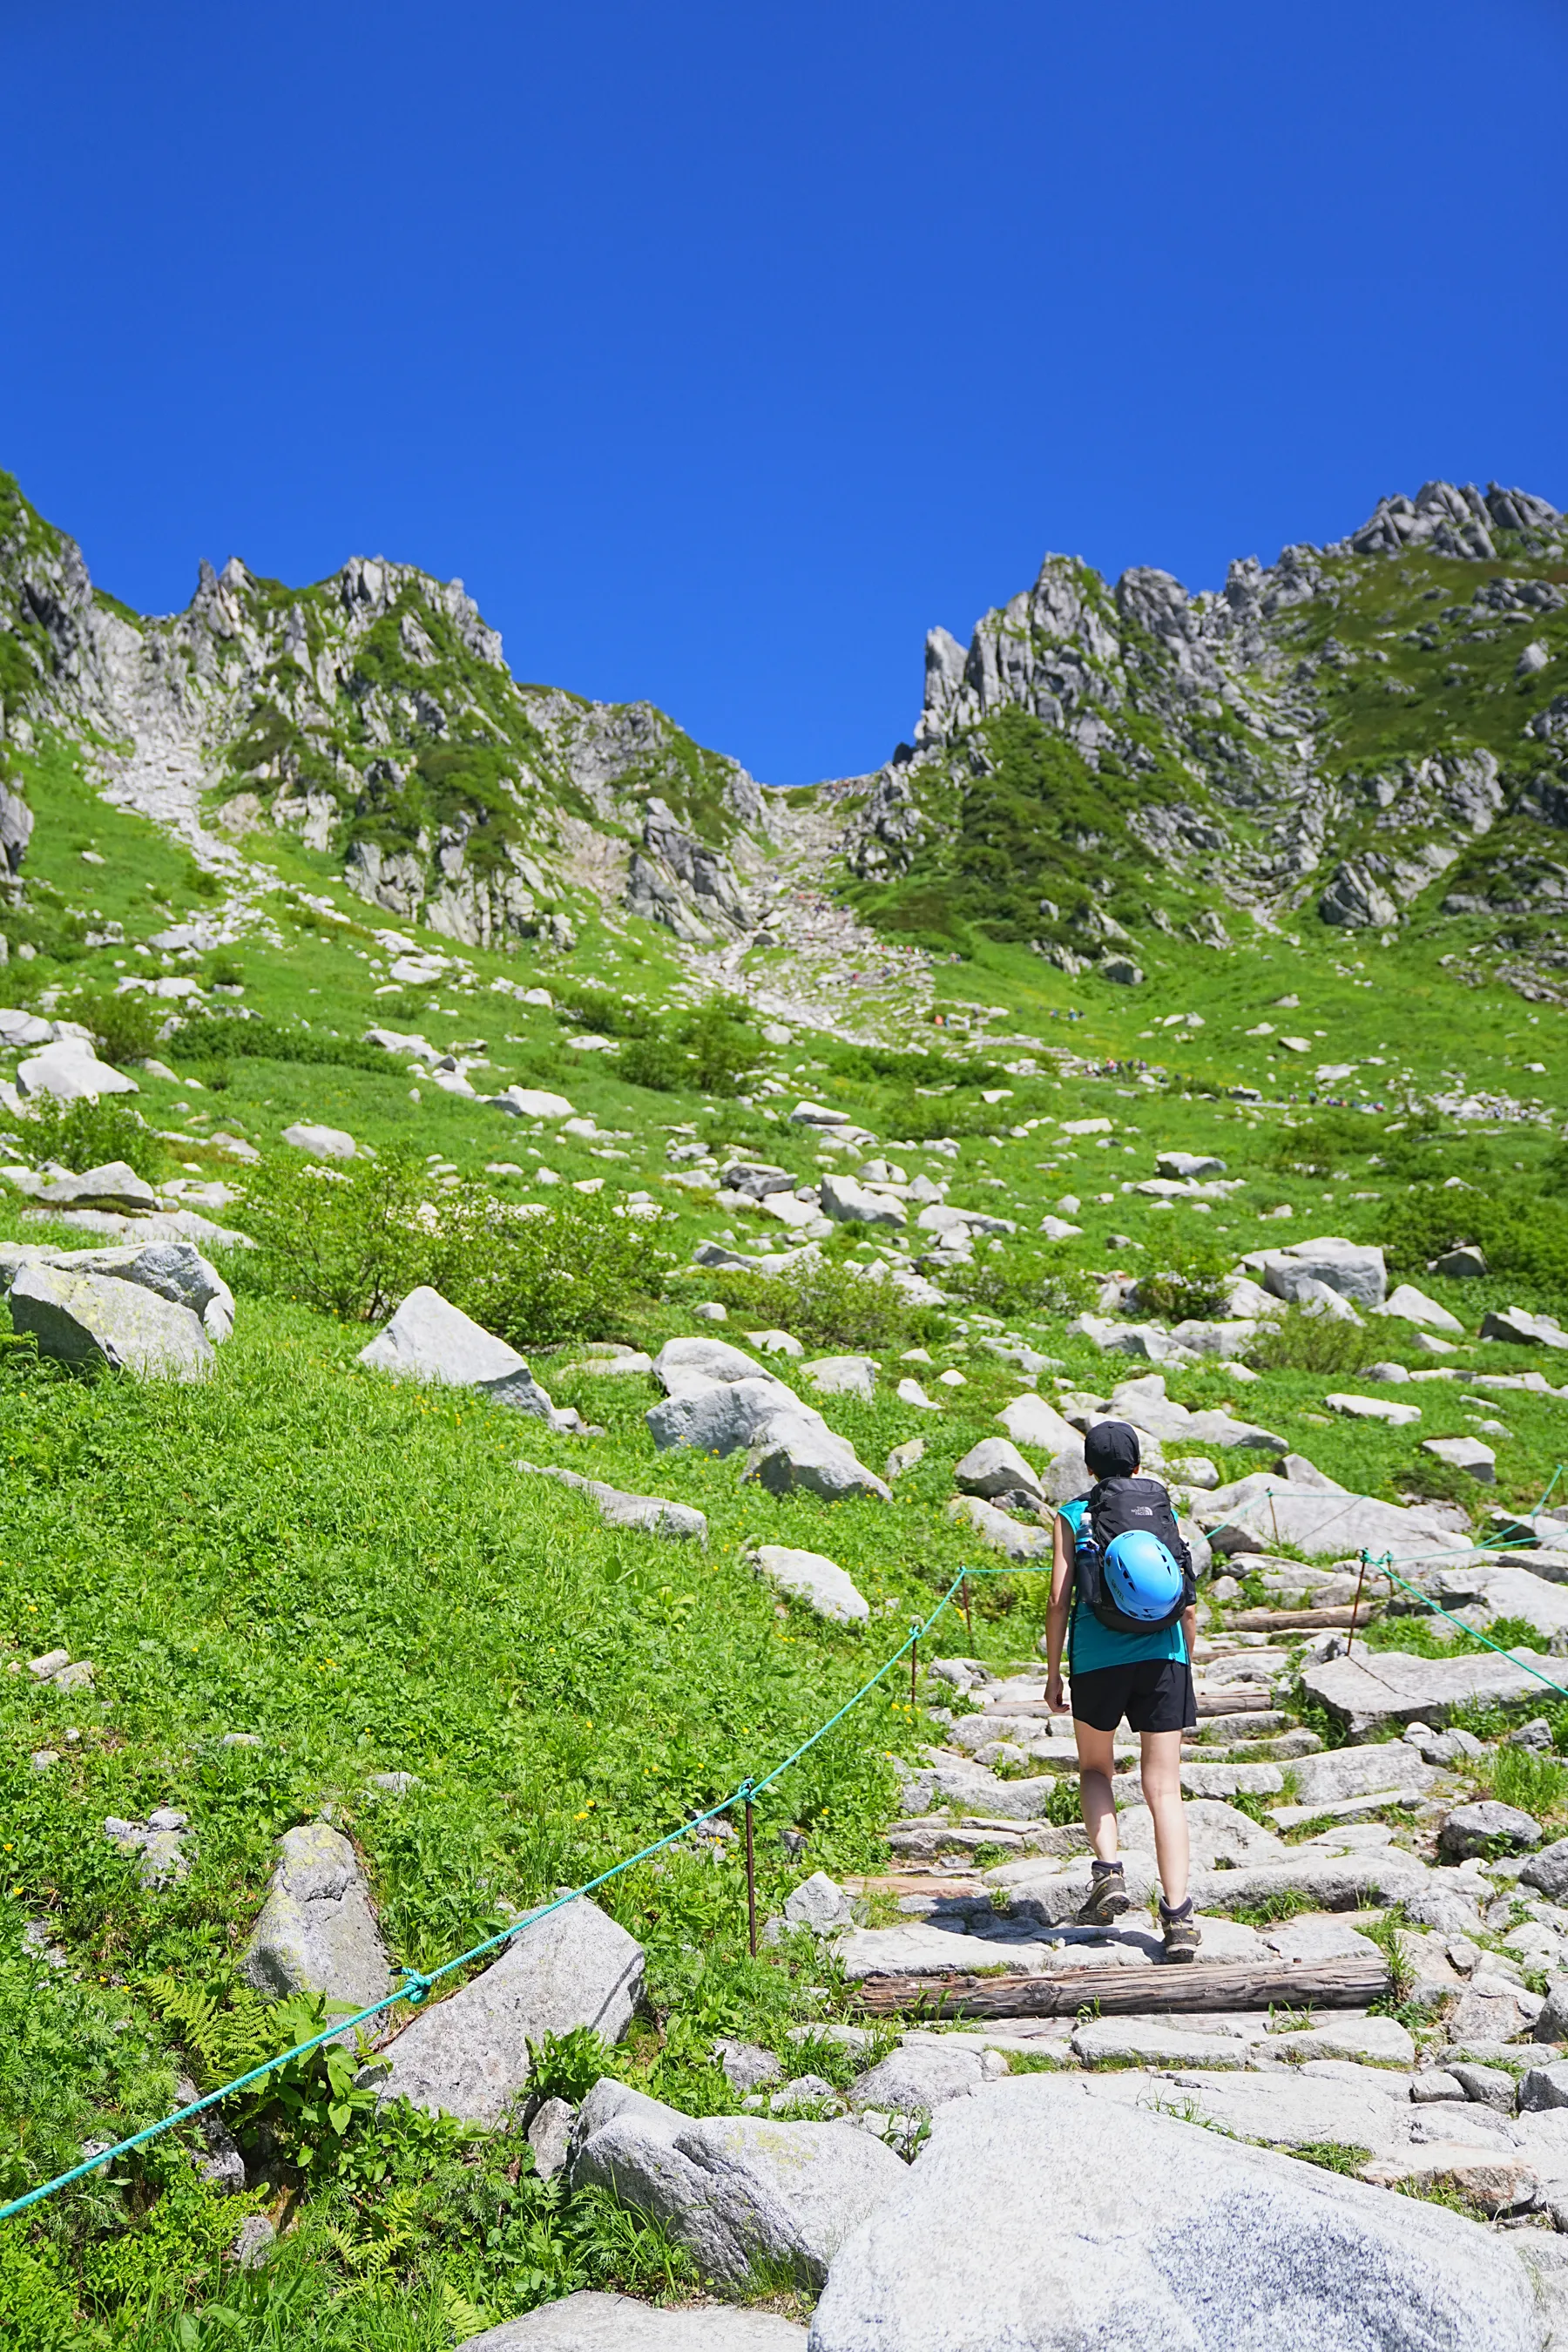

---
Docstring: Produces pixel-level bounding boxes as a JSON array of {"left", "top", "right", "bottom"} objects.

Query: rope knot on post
[{"left": 399, "top": 1967, "right": 435, "bottom": 2006}]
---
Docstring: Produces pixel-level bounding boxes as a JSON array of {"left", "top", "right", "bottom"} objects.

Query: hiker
[{"left": 1044, "top": 1418, "right": 1200, "bottom": 1961}]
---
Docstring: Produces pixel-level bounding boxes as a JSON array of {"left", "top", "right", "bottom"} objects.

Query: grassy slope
[{"left": 2, "top": 615, "right": 1568, "bottom": 2342}]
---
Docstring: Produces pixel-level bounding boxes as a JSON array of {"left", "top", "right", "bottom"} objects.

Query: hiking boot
[
  {"left": 1076, "top": 1861, "right": 1132, "bottom": 1927},
  {"left": 1160, "top": 1898, "right": 1201, "bottom": 1962}
]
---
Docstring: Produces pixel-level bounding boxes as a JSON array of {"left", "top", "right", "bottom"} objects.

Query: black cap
[{"left": 1084, "top": 1420, "right": 1140, "bottom": 1479}]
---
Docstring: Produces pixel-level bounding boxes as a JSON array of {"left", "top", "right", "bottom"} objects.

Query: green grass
[{"left": 4, "top": 486, "right": 1568, "bottom": 2337}]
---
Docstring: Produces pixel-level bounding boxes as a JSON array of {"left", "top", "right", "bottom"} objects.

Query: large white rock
[
  {"left": 650, "top": 1338, "right": 890, "bottom": 1502},
  {"left": 820, "top": 1173, "right": 906, "bottom": 1229},
  {"left": 1481, "top": 1307, "right": 1568, "bottom": 1352},
  {"left": 240, "top": 1822, "right": 392, "bottom": 2013},
  {"left": 653, "top": 1335, "right": 776, "bottom": 1389},
  {"left": 804, "top": 1355, "right": 878, "bottom": 1401},
  {"left": 359, "top": 1287, "right": 566, "bottom": 1423},
  {"left": 1303, "top": 1646, "right": 1562, "bottom": 1738},
  {"left": 456, "top": 2295, "right": 807, "bottom": 2349},
  {"left": 1110, "top": 1373, "right": 1284, "bottom": 1451},
  {"left": 945, "top": 1493, "right": 1051, "bottom": 1561},
  {"left": 34, "top": 1159, "right": 157, "bottom": 1213},
  {"left": 0, "top": 1009, "right": 54, "bottom": 1047},
  {"left": 8, "top": 1262, "right": 213, "bottom": 1380},
  {"left": 0, "top": 1238, "right": 235, "bottom": 1342},
  {"left": 747, "top": 1414, "right": 894, "bottom": 1505},
  {"left": 517, "top": 1463, "right": 707, "bottom": 1544},
  {"left": 1289, "top": 1743, "right": 1436, "bottom": 1805},
  {"left": 490, "top": 1086, "right": 576, "bottom": 1120},
  {"left": 568, "top": 2078, "right": 904, "bottom": 2291},
  {"left": 1197, "top": 1483, "right": 1467, "bottom": 1563},
  {"left": 751, "top": 1544, "right": 869, "bottom": 1625},
  {"left": 1382, "top": 1284, "right": 1464, "bottom": 1334},
  {"left": 808, "top": 2075, "right": 1553, "bottom": 2352},
  {"left": 1327, "top": 1392, "right": 1423, "bottom": 1426},
  {"left": 953, "top": 1437, "right": 1042, "bottom": 1500},
  {"left": 847, "top": 2042, "right": 995, "bottom": 2112},
  {"left": 368, "top": 1900, "right": 644, "bottom": 2126},
  {"left": 1424, "top": 1435, "right": 1497, "bottom": 1483},
  {"left": 1255, "top": 1236, "right": 1389, "bottom": 1308},
  {"left": 994, "top": 1393, "right": 1078, "bottom": 1455},
  {"left": 282, "top": 1121, "right": 357, "bottom": 1159},
  {"left": 17, "top": 1036, "right": 139, "bottom": 1101}
]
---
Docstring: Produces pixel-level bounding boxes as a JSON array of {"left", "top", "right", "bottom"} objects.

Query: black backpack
[{"left": 1073, "top": 1474, "right": 1195, "bottom": 1637}]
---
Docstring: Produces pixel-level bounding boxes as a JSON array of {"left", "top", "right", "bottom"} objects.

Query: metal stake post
[
  {"left": 910, "top": 1622, "right": 919, "bottom": 1710},
  {"left": 1346, "top": 1551, "right": 1370, "bottom": 1660},
  {"left": 743, "top": 1783, "right": 758, "bottom": 1958},
  {"left": 961, "top": 1576, "right": 973, "bottom": 1640}
]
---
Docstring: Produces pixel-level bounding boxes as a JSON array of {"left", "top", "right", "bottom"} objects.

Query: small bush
[
  {"left": 703, "top": 1254, "right": 943, "bottom": 1352},
  {"left": 524, "top": 2026, "right": 618, "bottom": 2105},
  {"left": 61, "top": 988, "right": 163, "bottom": 1067},
  {"left": 618, "top": 998, "right": 760, "bottom": 1098},
  {"left": 618, "top": 1034, "right": 687, "bottom": 1092},
  {"left": 1379, "top": 1182, "right": 1568, "bottom": 1294},
  {"left": 1133, "top": 1236, "right": 1231, "bottom": 1321},
  {"left": 939, "top": 1251, "right": 1092, "bottom": 1321},
  {"left": 1243, "top": 1305, "right": 1368, "bottom": 1376},
  {"left": 7, "top": 1094, "right": 168, "bottom": 1181},
  {"left": 233, "top": 1149, "right": 673, "bottom": 1346},
  {"left": 554, "top": 989, "right": 655, "bottom": 1040},
  {"left": 878, "top": 1092, "right": 1004, "bottom": 1143},
  {"left": 170, "top": 1015, "right": 392, "bottom": 1075}
]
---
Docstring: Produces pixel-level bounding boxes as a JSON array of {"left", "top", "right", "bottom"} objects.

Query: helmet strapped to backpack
[{"left": 1072, "top": 1474, "right": 1195, "bottom": 1637}]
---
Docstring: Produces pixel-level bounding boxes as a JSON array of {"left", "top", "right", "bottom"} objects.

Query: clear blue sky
[{"left": 3, "top": 3, "right": 1564, "bottom": 783}]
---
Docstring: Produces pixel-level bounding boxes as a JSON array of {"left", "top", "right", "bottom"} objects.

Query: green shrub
[
  {"left": 702, "top": 1254, "right": 943, "bottom": 1352},
  {"left": 1379, "top": 1183, "right": 1568, "bottom": 1294},
  {"left": 878, "top": 1092, "right": 1004, "bottom": 1143},
  {"left": 618, "top": 1035, "right": 686, "bottom": 1092},
  {"left": 1133, "top": 1236, "right": 1231, "bottom": 1321},
  {"left": 939, "top": 1251, "right": 1091, "bottom": 1321},
  {"left": 60, "top": 989, "right": 163, "bottom": 1068},
  {"left": 553, "top": 989, "right": 655, "bottom": 1040},
  {"left": 470, "top": 1192, "right": 673, "bottom": 1350},
  {"left": 7, "top": 1094, "right": 168, "bottom": 1182},
  {"left": 170, "top": 1015, "right": 392, "bottom": 1076},
  {"left": 233, "top": 1150, "right": 672, "bottom": 1346},
  {"left": 1243, "top": 1305, "right": 1368, "bottom": 1376},
  {"left": 618, "top": 997, "right": 760, "bottom": 1098},
  {"left": 524, "top": 2027, "right": 618, "bottom": 2106},
  {"left": 0, "top": 2233, "right": 78, "bottom": 2352}
]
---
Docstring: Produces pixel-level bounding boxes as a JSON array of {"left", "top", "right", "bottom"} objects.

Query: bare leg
[
  {"left": 1073, "top": 1720, "right": 1119, "bottom": 1861},
  {"left": 1139, "top": 1728, "right": 1189, "bottom": 1909}
]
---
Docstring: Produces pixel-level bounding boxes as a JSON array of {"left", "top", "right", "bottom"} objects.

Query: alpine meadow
[{"left": 5, "top": 466, "right": 1568, "bottom": 2350}]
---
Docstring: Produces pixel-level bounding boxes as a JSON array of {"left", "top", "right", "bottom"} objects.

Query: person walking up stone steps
[{"left": 1044, "top": 1419, "right": 1201, "bottom": 1960}]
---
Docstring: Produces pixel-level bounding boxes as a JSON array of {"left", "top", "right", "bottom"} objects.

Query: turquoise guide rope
[
  {"left": 6, "top": 1459, "right": 1562, "bottom": 2226},
  {"left": 0, "top": 1563, "right": 986, "bottom": 2227}
]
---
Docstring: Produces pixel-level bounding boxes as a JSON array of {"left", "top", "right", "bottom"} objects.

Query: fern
[
  {"left": 140, "top": 1976, "right": 281, "bottom": 2089},
  {"left": 439, "top": 2282, "right": 492, "bottom": 2341}
]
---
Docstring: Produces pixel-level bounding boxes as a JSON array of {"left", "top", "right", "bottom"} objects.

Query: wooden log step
[
  {"left": 851, "top": 1954, "right": 1389, "bottom": 2019},
  {"left": 1193, "top": 1688, "right": 1273, "bottom": 1716},
  {"left": 1222, "top": 1606, "right": 1383, "bottom": 1632}
]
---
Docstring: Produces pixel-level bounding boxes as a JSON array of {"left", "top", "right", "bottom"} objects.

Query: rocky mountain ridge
[
  {"left": 0, "top": 475, "right": 775, "bottom": 959},
  {"left": 829, "top": 480, "right": 1568, "bottom": 1000}
]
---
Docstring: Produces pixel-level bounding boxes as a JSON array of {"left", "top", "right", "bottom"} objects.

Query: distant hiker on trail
[{"left": 1044, "top": 1418, "right": 1200, "bottom": 1961}]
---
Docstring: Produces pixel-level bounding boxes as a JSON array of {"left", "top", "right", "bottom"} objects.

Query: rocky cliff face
[
  {"left": 0, "top": 474, "right": 773, "bottom": 951},
  {"left": 831, "top": 480, "right": 1568, "bottom": 994}
]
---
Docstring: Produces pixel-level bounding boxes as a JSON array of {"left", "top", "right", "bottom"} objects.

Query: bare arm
[
  {"left": 1045, "top": 1513, "right": 1076, "bottom": 1713},
  {"left": 1181, "top": 1602, "right": 1198, "bottom": 1668}
]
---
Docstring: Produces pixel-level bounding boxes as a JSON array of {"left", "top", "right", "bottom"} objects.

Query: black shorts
[{"left": 1071, "top": 1659, "right": 1197, "bottom": 1735}]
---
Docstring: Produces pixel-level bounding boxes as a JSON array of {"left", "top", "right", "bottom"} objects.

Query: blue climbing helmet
[{"left": 1100, "top": 1528, "right": 1184, "bottom": 1625}]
